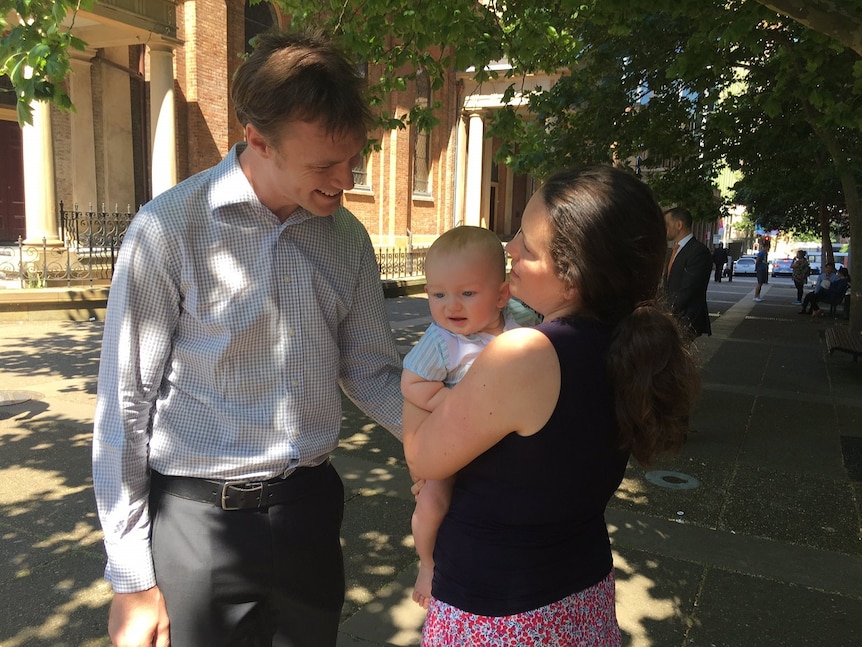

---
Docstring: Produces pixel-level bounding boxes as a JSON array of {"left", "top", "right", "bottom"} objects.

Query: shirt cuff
[{"left": 104, "top": 538, "right": 157, "bottom": 593}]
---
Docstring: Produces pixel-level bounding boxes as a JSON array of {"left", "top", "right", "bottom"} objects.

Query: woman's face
[{"left": 505, "top": 193, "right": 577, "bottom": 319}]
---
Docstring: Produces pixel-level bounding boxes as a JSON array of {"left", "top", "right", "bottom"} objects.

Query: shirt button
[
  {"left": 291, "top": 379, "right": 299, "bottom": 388},
  {"left": 287, "top": 327, "right": 296, "bottom": 337},
  {"left": 283, "top": 275, "right": 291, "bottom": 284}
]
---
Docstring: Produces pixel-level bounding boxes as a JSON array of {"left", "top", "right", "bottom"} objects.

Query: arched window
[
  {"left": 413, "top": 68, "right": 431, "bottom": 195},
  {"left": 245, "top": 1, "right": 276, "bottom": 53},
  {"left": 352, "top": 62, "right": 370, "bottom": 188}
]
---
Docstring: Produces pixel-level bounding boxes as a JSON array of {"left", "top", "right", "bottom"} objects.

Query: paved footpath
[{"left": 1, "top": 282, "right": 861, "bottom": 646}]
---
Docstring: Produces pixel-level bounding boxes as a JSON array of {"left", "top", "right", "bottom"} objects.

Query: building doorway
[{"left": 0, "top": 120, "right": 26, "bottom": 242}]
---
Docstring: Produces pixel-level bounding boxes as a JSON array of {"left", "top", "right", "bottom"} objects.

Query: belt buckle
[{"left": 220, "top": 481, "right": 264, "bottom": 511}]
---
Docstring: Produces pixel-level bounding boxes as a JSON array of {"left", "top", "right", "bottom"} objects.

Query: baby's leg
[{"left": 411, "top": 476, "right": 454, "bottom": 608}]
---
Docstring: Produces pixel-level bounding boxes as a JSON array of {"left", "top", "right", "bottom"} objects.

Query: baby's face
[{"left": 425, "top": 253, "right": 509, "bottom": 337}]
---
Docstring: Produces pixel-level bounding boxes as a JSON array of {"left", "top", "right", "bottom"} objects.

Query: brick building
[{"left": 0, "top": 0, "right": 545, "bottom": 251}]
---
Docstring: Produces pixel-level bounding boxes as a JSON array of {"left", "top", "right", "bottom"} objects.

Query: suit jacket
[{"left": 664, "top": 238, "right": 712, "bottom": 336}]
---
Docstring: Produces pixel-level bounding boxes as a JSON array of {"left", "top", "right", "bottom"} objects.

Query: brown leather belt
[{"left": 150, "top": 460, "right": 330, "bottom": 511}]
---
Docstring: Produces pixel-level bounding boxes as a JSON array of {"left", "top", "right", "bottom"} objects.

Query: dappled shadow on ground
[
  {"left": 0, "top": 321, "right": 103, "bottom": 397},
  {"left": 0, "top": 404, "right": 110, "bottom": 647}
]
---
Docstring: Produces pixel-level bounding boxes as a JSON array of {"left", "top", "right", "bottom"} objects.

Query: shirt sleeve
[
  {"left": 92, "top": 211, "right": 180, "bottom": 593},
  {"left": 505, "top": 299, "right": 542, "bottom": 326},
  {"left": 336, "top": 232, "right": 404, "bottom": 440},
  {"left": 403, "top": 324, "right": 450, "bottom": 382}
]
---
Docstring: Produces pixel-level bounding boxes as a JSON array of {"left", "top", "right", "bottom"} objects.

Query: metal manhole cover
[
  {"left": 0, "top": 391, "right": 43, "bottom": 406},
  {"left": 644, "top": 470, "right": 700, "bottom": 490}
]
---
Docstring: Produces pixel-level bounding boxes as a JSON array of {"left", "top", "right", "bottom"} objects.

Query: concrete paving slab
[
  {"left": 0, "top": 549, "right": 111, "bottom": 647},
  {"left": 1, "top": 291, "right": 860, "bottom": 647},
  {"left": 337, "top": 564, "right": 425, "bottom": 647},
  {"left": 607, "top": 508, "right": 862, "bottom": 598},
  {"left": 740, "top": 396, "right": 846, "bottom": 477},
  {"left": 689, "top": 568, "right": 862, "bottom": 647},
  {"left": 611, "top": 458, "right": 734, "bottom": 530},
  {"left": 721, "top": 466, "right": 861, "bottom": 555},
  {"left": 612, "top": 548, "right": 702, "bottom": 647}
]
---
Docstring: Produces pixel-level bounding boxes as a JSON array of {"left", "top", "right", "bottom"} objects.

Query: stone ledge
[
  {"left": 0, "top": 287, "right": 110, "bottom": 322},
  {"left": 0, "top": 279, "right": 425, "bottom": 321}
]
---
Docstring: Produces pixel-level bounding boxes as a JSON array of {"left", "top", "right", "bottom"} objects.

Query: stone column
[
  {"left": 69, "top": 55, "right": 98, "bottom": 207},
  {"left": 464, "top": 112, "right": 484, "bottom": 227},
  {"left": 22, "top": 100, "right": 60, "bottom": 244},
  {"left": 149, "top": 45, "right": 177, "bottom": 197},
  {"left": 453, "top": 113, "right": 468, "bottom": 228}
]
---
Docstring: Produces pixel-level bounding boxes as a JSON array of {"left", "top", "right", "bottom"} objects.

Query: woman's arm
[{"left": 403, "top": 327, "right": 561, "bottom": 480}]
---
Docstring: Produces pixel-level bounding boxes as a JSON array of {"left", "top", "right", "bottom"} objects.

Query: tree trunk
[
  {"left": 818, "top": 198, "right": 834, "bottom": 267},
  {"left": 811, "top": 124, "right": 860, "bottom": 334},
  {"left": 835, "top": 168, "right": 861, "bottom": 335}
]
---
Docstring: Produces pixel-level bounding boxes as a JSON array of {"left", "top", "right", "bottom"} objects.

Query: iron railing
[
  {"left": 0, "top": 202, "right": 429, "bottom": 287},
  {"left": 377, "top": 246, "right": 428, "bottom": 279}
]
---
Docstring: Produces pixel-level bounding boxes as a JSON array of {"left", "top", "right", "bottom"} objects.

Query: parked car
[
  {"left": 732, "top": 256, "right": 757, "bottom": 276},
  {"left": 771, "top": 258, "right": 793, "bottom": 277}
]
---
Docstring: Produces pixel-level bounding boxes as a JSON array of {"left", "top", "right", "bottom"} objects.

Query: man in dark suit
[
  {"left": 712, "top": 242, "right": 729, "bottom": 282},
  {"left": 663, "top": 207, "right": 712, "bottom": 337}
]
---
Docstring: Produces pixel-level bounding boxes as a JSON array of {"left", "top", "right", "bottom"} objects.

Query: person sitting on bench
[
  {"left": 810, "top": 267, "right": 850, "bottom": 317},
  {"left": 799, "top": 263, "right": 836, "bottom": 314}
]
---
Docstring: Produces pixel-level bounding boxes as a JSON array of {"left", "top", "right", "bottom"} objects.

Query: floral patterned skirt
[{"left": 422, "top": 570, "right": 620, "bottom": 647}]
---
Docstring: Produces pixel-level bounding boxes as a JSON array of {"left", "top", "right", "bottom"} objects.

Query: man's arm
[
  {"left": 337, "top": 236, "right": 404, "bottom": 438},
  {"left": 671, "top": 243, "right": 712, "bottom": 312},
  {"left": 93, "top": 212, "right": 179, "bottom": 593}
]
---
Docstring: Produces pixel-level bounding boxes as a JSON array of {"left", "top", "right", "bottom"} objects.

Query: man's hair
[
  {"left": 664, "top": 206, "right": 693, "bottom": 230},
  {"left": 231, "top": 30, "right": 374, "bottom": 141},
  {"left": 426, "top": 226, "right": 506, "bottom": 282}
]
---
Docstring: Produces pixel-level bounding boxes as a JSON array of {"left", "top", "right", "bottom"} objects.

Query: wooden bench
[{"left": 825, "top": 326, "right": 862, "bottom": 362}]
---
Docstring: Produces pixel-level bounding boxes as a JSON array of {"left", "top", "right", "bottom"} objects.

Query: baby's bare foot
[{"left": 412, "top": 563, "right": 433, "bottom": 609}]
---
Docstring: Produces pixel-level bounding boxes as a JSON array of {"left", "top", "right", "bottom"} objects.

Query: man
[
  {"left": 711, "top": 242, "right": 729, "bottom": 282},
  {"left": 663, "top": 207, "right": 712, "bottom": 337},
  {"left": 753, "top": 241, "right": 769, "bottom": 301},
  {"left": 92, "top": 31, "right": 403, "bottom": 647},
  {"left": 799, "top": 262, "right": 837, "bottom": 314}
]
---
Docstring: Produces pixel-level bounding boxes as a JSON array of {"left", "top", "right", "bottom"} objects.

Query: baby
[{"left": 402, "top": 225, "right": 538, "bottom": 608}]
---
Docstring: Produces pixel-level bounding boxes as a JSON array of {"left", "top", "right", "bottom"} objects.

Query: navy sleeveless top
[{"left": 431, "top": 317, "right": 629, "bottom": 616}]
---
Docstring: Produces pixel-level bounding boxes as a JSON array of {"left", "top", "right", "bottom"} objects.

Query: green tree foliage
[
  {"left": 0, "top": 0, "right": 90, "bottom": 124},
  {"left": 3, "top": 0, "right": 861, "bottom": 328}
]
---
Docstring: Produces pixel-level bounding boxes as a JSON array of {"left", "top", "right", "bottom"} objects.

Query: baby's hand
[{"left": 411, "top": 479, "right": 426, "bottom": 500}]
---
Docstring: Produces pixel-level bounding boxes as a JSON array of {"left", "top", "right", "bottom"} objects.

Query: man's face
[{"left": 250, "top": 120, "right": 366, "bottom": 220}]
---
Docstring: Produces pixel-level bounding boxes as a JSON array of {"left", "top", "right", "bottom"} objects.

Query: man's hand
[{"left": 108, "top": 586, "right": 170, "bottom": 647}]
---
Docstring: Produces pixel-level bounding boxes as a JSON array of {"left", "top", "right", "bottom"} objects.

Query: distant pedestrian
[
  {"left": 663, "top": 207, "right": 712, "bottom": 338},
  {"left": 753, "top": 242, "right": 769, "bottom": 302},
  {"left": 712, "top": 243, "right": 729, "bottom": 282},
  {"left": 790, "top": 250, "right": 810, "bottom": 304}
]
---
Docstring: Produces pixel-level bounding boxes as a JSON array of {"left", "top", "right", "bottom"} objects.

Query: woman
[
  {"left": 403, "top": 166, "right": 699, "bottom": 646},
  {"left": 790, "top": 250, "right": 810, "bottom": 304}
]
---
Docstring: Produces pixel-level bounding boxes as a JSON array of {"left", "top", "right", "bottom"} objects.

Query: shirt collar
[
  {"left": 676, "top": 232, "right": 694, "bottom": 248},
  {"left": 209, "top": 143, "right": 317, "bottom": 227}
]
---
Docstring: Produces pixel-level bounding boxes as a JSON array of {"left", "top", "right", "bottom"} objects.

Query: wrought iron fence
[
  {"left": 0, "top": 203, "right": 135, "bottom": 288},
  {"left": 376, "top": 246, "right": 428, "bottom": 279},
  {"left": 0, "top": 201, "right": 429, "bottom": 287}
]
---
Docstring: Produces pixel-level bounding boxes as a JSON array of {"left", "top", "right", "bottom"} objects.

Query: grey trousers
[{"left": 150, "top": 462, "right": 345, "bottom": 647}]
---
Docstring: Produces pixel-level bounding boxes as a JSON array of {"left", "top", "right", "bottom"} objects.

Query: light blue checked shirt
[{"left": 93, "top": 144, "right": 403, "bottom": 593}]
